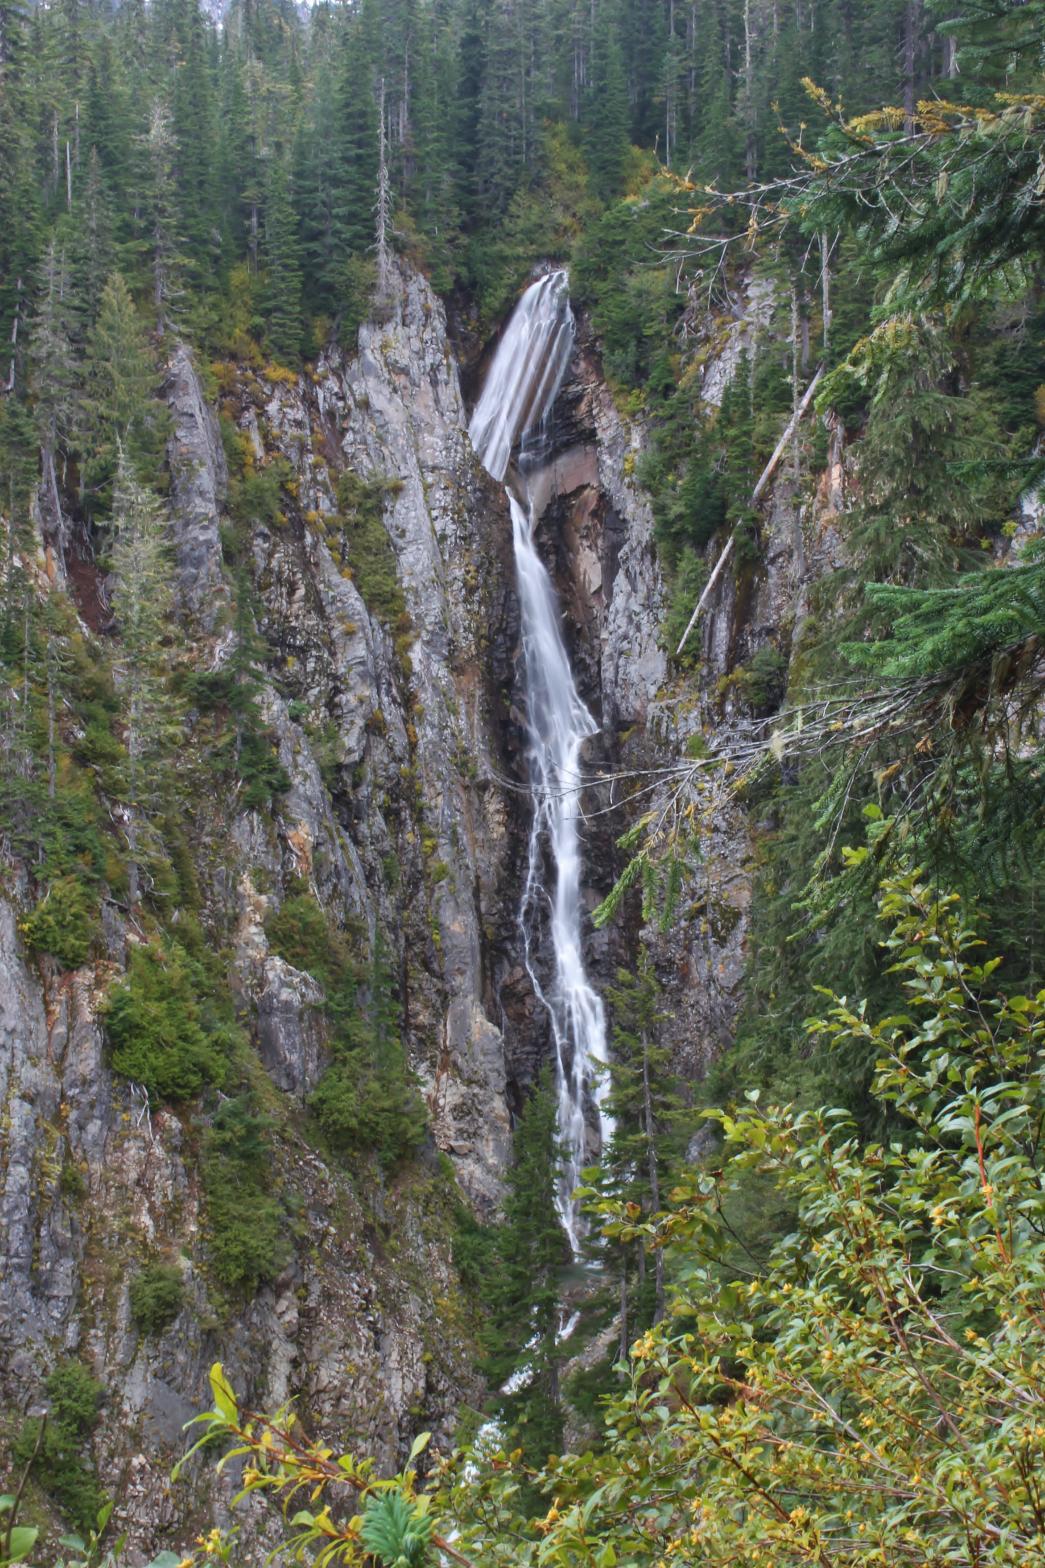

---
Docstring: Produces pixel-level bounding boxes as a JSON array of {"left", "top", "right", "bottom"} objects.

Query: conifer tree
[
  {"left": 71, "top": 149, "right": 117, "bottom": 334},
  {"left": 485, "top": 1069, "right": 570, "bottom": 1473},
  {"left": 29, "top": 238, "right": 80, "bottom": 553},
  {"left": 603, "top": 953, "right": 685, "bottom": 1329},
  {"left": 141, "top": 99, "right": 186, "bottom": 330},
  {"left": 295, "top": 52, "right": 341, "bottom": 315},
  {"left": 108, "top": 449, "right": 181, "bottom": 907},
  {"left": 0, "top": 393, "right": 43, "bottom": 849},
  {"left": 165, "top": 0, "right": 219, "bottom": 278},
  {"left": 81, "top": 272, "right": 165, "bottom": 515},
  {"left": 822, "top": 317, "right": 1017, "bottom": 590},
  {"left": 0, "top": 0, "right": 42, "bottom": 393},
  {"left": 333, "top": 13, "right": 380, "bottom": 260},
  {"left": 585, "top": 17, "right": 629, "bottom": 201},
  {"left": 261, "top": 154, "right": 304, "bottom": 363}
]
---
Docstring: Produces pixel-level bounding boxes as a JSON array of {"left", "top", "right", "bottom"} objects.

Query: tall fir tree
[
  {"left": 108, "top": 448, "right": 181, "bottom": 907},
  {"left": 81, "top": 272, "right": 165, "bottom": 516},
  {"left": 261, "top": 153, "right": 304, "bottom": 363},
  {"left": 485, "top": 1068, "right": 570, "bottom": 1474}
]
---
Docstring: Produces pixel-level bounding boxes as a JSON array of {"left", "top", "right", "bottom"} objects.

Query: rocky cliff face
[
  {"left": 0, "top": 259, "right": 677, "bottom": 1554},
  {"left": 0, "top": 253, "right": 843, "bottom": 1552}
]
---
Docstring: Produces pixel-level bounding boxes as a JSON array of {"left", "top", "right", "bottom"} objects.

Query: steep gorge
[
  {"left": 0, "top": 239, "right": 865, "bottom": 1553},
  {"left": 0, "top": 259, "right": 680, "bottom": 1552}
]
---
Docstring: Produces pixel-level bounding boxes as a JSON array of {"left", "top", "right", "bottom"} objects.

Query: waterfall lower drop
[{"left": 470, "top": 270, "right": 611, "bottom": 1253}]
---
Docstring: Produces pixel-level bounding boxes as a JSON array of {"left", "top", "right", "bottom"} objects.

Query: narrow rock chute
[{"left": 470, "top": 271, "right": 611, "bottom": 1251}]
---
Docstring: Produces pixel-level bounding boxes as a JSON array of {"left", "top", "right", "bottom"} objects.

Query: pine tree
[
  {"left": 0, "top": 0, "right": 42, "bottom": 393},
  {"left": 261, "top": 153, "right": 304, "bottom": 363},
  {"left": 476, "top": 0, "right": 526, "bottom": 213},
  {"left": 295, "top": 49, "right": 341, "bottom": 316},
  {"left": 406, "top": 0, "right": 461, "bottom": 290},
  {"left": 585, "top": 14, "right": 629, "bottom": 201},
  {"left": 485, "top": 1068, "right": 570, "bottom": 1473},
  {"left": 333, "top": 12, "right": 379, "bottom": 260},
  {"left": 0, "top": 392, "right": 42, "bottom": 852},
  {"left": 108, "top": 449, "right": 181, "bottom": 907},
  {"left": 70, "top": 148, "right": 117, "bottom": 335},
  {"left": 822, "top": 317, "right": 1018, "bottom": 590},
  {"left": 29, "top": 238, "right": 80, "bottom": 555},
  {"left": 81, "top": 272, "right": 165, "bottom": 515},
  {"left": 604, "top": 953, "right": 685, "bottom": 1330}
]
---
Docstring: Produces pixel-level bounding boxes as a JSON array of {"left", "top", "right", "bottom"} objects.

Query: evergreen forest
[{"left": 0, "top": 0, "right": 1043, "bottom": 1563}]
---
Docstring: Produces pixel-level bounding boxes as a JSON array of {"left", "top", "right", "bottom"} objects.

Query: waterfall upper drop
[{"left": 469, "top": 271, "right": 611, "bottom": 1252}]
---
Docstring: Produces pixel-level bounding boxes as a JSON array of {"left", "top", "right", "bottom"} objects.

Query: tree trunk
[
  {"left": 375, "top": 77, "right": 393, "bottom": 303},
  {"left": 904, "top": 0, "right": 920, "bottom": 132},
  {"left": 619, "top": 1259, "right": 629, "bottom": 1363},
  {"left": 675, "top": 364, "right": 825, "bottom": 655},
  {"left": 820, "top": 231, "right": 832, "bottom": 353}
]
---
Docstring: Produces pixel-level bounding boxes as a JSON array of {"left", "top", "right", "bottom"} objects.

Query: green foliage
[
  {"left": 108, "top": 452, "right": 184, "bottom": 905},
  {"left": 81, "top": 273, "right": 167, "bottom": 512},
  {"left": 201, "top": 1096, "right": 288, "bottom": 1297},
  {"left": 265, "top": 890, "right": 357, "bottom": 993},
  {"left": 818, "top": 316, "right": 1020, "bottom": 586},
  {"left": 288, "top": 918, "right": 428, "bottom": 1173},
  {"left": 482, "top": 1070, "right": 569, "bottom": 1482},
  {"left": 184, "top": 872, "right": 1045, "bottom": 1568},
  {"left": 331, "top": 470, "right": 407, "bottom": 627},
  {"left": 19, "top": 876, "right": 98, "bottom": 969},
  {"left": 661, "top": 549, "right": 708, "bottom": 665},
  {"left": 846, "top": 561, "right": 1045, "bottom": 680},
  {"left": 727, "top": 643, "right": 788, "bottom": 714},
  {"left": 103, "top": 940, "right": 230, "bottom": 1103},
  {"left": 572, "top": 181, "right": 683, "bottom": 393},
  {"left": 589, "top": 951, "right": 690, "bottom": 1336},
  {"left": 359, "top": 1491, "right": 434, "bottom": 1568},
  {"left": 229, "top": 459, "right": 293, "bottom": 532},
  {"left": 449, "top": 1188, "right": 498, "bottom": 1297},
  {"left": 509, "top": 872, "right": 1045, "bottom": 1568},
  {"left": 12, "top": 1362, "right": 104, "bottom": 1534},
  {"left": 0, "top": 1494, "right": 38, "bottom": 1567},
  {"left": 183, "top": 567, "right": 290, "bottom": 812},
  {"left": 309, "top": 1056, "right": 426, "bottom": 1172},
  {"left": 129, "top": 1262, "right": 184, "bottom": 1336},
  {"left": 261, "top": 156, "right": 304, "bottom": 364}
]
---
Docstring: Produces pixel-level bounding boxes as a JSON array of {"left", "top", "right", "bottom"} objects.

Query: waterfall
[{"left": 470, "top": 271, "right": 611, "bottom": 1252}]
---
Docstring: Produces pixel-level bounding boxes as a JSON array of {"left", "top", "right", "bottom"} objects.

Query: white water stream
[{"left": 469, "top": 271, "right": 611, "bottom": 1253}]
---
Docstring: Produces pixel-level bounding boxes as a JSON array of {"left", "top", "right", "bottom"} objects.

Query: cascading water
[{"left": 470, "top": 271, "right": 611, "bottom": 1253}]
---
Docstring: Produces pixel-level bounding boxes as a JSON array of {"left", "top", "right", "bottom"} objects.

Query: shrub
[
  {"left": 104, "top": 940, "right": 230, "bottom": 1102},
  {"left": 20, "top": 876, "right": 98, "bottom": 968},
  {"left": 731, "top": 642, "right": 788, "bottom": 713},
  {"left": 202, "top": 1096, "right": 289, "bottom": 1296},
  {"left": 12, "top": 1361, "right": 103, "bottom": 1533},
  {"left": 334, "top": 469, "right": 407, "bottom": 626},
  {"left": 129, "top": 1262, "right": 184, "bottom": 1335},
  {"left": 310, "top": 1053, "right": 426, "bottom": 1171},
  {"left": 188, "top": 874, "right": 1045, "bottom": 1568},
  {"left": 229, "top": 459, "right": 293, "bottom": 531},
  {"left": 265, "top": 891, "right": 343, "bottom": 988}
]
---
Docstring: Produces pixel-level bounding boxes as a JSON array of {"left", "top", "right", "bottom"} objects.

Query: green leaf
[
  {"left": 6, "top": 1527, "right": 39, "bottom": 1562},
  {"left": 407, "top": 1430, "right": 431, "bottom": 1466},
  {"left": 208, "top": 1362, "right": 238, "bottom": 1424}
]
